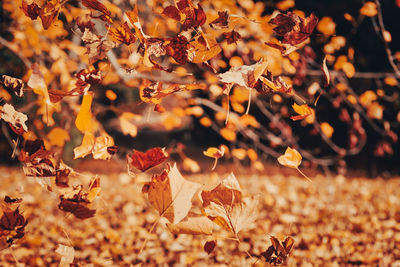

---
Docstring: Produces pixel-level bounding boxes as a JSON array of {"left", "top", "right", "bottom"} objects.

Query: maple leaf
[
  {"left": 127, "top": 147, "right": 168, "bottom": 172},
  {"left": 189, "top": 33, "right": 222, "bottom": 63},
  {"left": 290, "top": 103, "right": 312, "bottom": 121},
  {"left": 218, "top": 59, "right": 268, "bottom": 89},
  {"left": 269, "top": 12, "right": 318, "bottom": 46},
  {"left": 200, "top": 173, "right": 259, "bottom": 234},
  {"left": 0, "top": 103, "right": 28, "bottom": 135},
  {"left": 21, "top": 0, "right": 64, "bottom": 29},
  {"left": 261, "top": 236, "right": 294, "bottom": 265},
  {"left": 1, "top": 75, "right": 24, "bottom": 97},
  {"left": 142, "top": 163, "right": 202, "bottom": 224}
]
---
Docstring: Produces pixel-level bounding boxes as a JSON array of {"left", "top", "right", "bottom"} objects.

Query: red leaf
[
  {"left": 162, "top": 6, "right": 181, "bottom": 21},
  {"left": 127, "top": 147, "right": 169, "bottom": 172},
  {"left": 82, "top": 0, "right": 111, "bottom": 16},
  {"left": 223, "top": 30, "right": 241, "bottom": 44},
  {"left": 210, "top": 11, "right": 229, "bottom": 28},
  {"left": 165, "top": 35, "right": 190, "bottom": 65}
]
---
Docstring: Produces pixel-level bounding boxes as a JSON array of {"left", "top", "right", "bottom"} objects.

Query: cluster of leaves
[{"left": 0, "top": 0, "right": 399, "bottom": 263}]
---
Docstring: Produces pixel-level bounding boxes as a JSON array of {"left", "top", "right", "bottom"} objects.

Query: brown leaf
[
  {"left": 223, "top": 30, "right": 241, "bottom": 45},
  {"left": 261, "top": 236, "right": 294, "bottom": 265},
  {"left": 204, "top": 240, "right": 217, "bottom": 254},
  {"left": 127, "top": 147, "right": 168, "bottom": 172},
  {"left": 210, "top": 11, "right": 229, "bottom": 28},
  {"left": 0, "top": 206, "right": 28, "bottom": 249},
  {"left": 143, "top": 164, "right": 202, "bottom": 224},
  {"left": 58, "top": 199, "right": 96, "bottom": 219},
  {"left": 162, "top": 6, "right": 181, "bottom": 21},
  {"left": 82, "top": 29, "right": 116, "bottom": 64},
  {"left": 82, "top": 0, "right": 111, "bottom": 16},
  {"left": 109, "top": 22, "right": 136, "bottom": 45},
  {"left": 21, "top": 0, "right": 41, "bottom": 20}
]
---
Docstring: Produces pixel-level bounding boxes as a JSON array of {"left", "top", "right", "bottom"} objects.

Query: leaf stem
[{"left": 295, "top": 167, "right": 312, "bottom": 182}]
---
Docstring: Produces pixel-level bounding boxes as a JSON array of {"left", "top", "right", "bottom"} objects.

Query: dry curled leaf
[
  {"left": 261, "top": 236, "right": 294, "bottom": 265},
  {"left": 0, "top": 205, "right": 28, "bottom": 250},
  {"left": 204, "top": 240, "right": 217, "bottom": 254},
  {"left": 291, "top": 103, "right": 312, "bottom": 121},
  {"left": 1, "top": 75, "right": 24, "bottom": 97},
  {"left": 277, "top": 147, "right": 302, "bottom": 169},
  {"left": 142, "top": 163, "right": 202, "bottom": 224},
  {"left": 0, "top": 103, "right": 28, "bottom": 135},
  {"left": 127, "top": 147, "right": 168, "bottom": 172}
]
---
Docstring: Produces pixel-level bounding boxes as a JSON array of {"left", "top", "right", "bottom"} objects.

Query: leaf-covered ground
[{"left": 0, "top": 165, "right": 399, "bottom": 266}]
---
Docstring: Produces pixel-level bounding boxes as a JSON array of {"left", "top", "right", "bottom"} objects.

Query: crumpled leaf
[
  {"left": 55, "top": 244, "right": 75, "bottom": 267},
  {"left": 58, "top": 176, "right": 100, "bottom": 219},
  {"left": 203, "top": 146, "right": 225, "bottom": 170},
  {"left": 142, "top": 163, "right": 202, "bottom": 224},
  {"left": 167, "top": 216, "right": 214, "bottom": 235},
  {"left": 73, "top": 132, "right": 117, "bottom": 160},
  {"left": 223, "top": 30, "right": 241, "bottom": 45},
  {"left": 269, "top": 12, "right": 318, "bottom": 46},
  {"left": 210, "top": 11, "right": 229, "bottom": 29},
  {"left": 261, "top": 236, "right": 294, "bottom": 265},
  {"left": 127, "top": 147, "right": 168, "bottom": 172},
  {"left": 82, "top": 29, "right": 116, "bottom": 64},
  {"left": 218, "top": 59, "right": 268, "bottom": 89},
  {"left": 0, "top": 103, "right": 28, "bottom": 134},
  {"left": 162, "top": 0, "right": 206, "bottom": 31},
  {"left": 0, "top": 205, "right": 28, "bottom": 250},
  {"left": 21, "top": 0, "right": 65, "bottom": 29},
  {"left": 200, "top": 173, "right": 259, "bottom": 234},
  {"left": 1, "top": 75, "right": 24, "bottom": 97},
  {"left": 277, "top": 147, "right": 302, "bottom": 169}
]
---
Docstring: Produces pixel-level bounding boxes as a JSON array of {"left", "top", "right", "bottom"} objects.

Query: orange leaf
[
  {"left": 360, "top": 2, "right": 378, "bottom": 17},
  {"left": 127, "top": 147, "right": 168, "bottom": 172},
  {"left": 320, "top": 122, "right": 334, "bottom": 138},
  {"left": 75, "top": 92, "right": 94, "bottom": 133},
  {"left": 291, "top": 103, "right": 312, "bottom": 121}
]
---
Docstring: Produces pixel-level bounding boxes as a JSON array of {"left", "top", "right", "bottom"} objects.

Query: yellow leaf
[
  {"left": 75, "top": 92, "right": 94, "bottom": 133},
  {"left": 73, "top": 132, "right": 95, "bottom": 159},
  {"left": 320, "top": 122, "right": 334, "bottom": 139},
  {"left": 203, "top": 146, "right": 225, "bottom": 159},
  {"left": 360, "top": 2, "right": 377, "bottom": 17},
  {"left": 47, "top": 127, "right": 70, "bottom": 147},
  {"left": 317, "top": 17, "right": 336, "bottom": 36},
  {"left": 220, "top": 128, "right": 236, "bottom": 142},
  {"left": 278, "top": 147, "right": 302, "bottom": 169}
]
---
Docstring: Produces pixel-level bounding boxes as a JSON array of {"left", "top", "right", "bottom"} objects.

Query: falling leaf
[
  {"left": 321, "top": 56, "right": 330, "bottom": 87},
  {"left": 119, "top": 112, "right": 138, "bottom": 138},
  {"left": 210, "top": 11, "right": 229, "bottom": 28},
  {"left": 223, "top": 30, "right": 241, "bottom": 45},
  {"left": 182, "top": 157, "right": 201, "bottom": 173},
  {"left": 367, "top": 102, "right": 384, "bottom": 120},
  {"left": 261, "top": 236, "right": 294, "bottom": 265},
  {"left": 56, "top": 244, "right": 75, "bottom": 267},
  {"left": 27, "top": 63, "right": 50, "bottom": 105},
  {"left": 200, "top": 173, "right": 259, "bottom": 234},
  {"left": 360, "top": 2, "right": 378, "bottom": 17},
  {"left": 320, "top": 122, "right": 334, "bottom": 138},
  {"left": 167, "top": 216, "right": 214, "bottom": 235},
  {"left": 317, "top": 16, "right": 336, "bottom": 36},
  {"left": 1, "top": 75, "right": 24, "bottom": 97},
  {"left": 82, "top": 29, "right": 116, "bottom": 64},
  {"left": 342, "top": 62, "right": 355, "bottom": 78},
  {"left": 291, "top": 103, "right": 312, "bottom": 121},
  {"left": 142, "top": 164, "right": 202, "bottom": 224},
  {"left": 75, "top": 92, "right": 94, "bottom": 133},
  {"left": 162, "top": 0, "right": 206, "bottom": 31},
  {"left": 218, "top": 59, "right": 268, "bottom": 89},
  {"left": 73, "top": 132, "right": 116, "bottom": 160},
  {"left": 0, "top": 206, "right": 28, "bottom": 249},
  {"left": 47, "top": 127, "right": 70, "bottom": 147},
  {"left": 269, "top": 12, "right": 318, "bottom": 45},
  {"left": 1, "top": 103, "right": 28, "bottom": 135},
  {"left": 204, "top": 240, "right": 217, "bottom": 254},
  {"left": 127, "top": 147, "right": 168, "bottom": 172},
  {"left": 109, "top": 22, "right": 136, "bottom": 45},
  {"left": 203, "top": 146, "right": 225, "bottom": 170},
  {"left": 278, "top": 147, "right": 302, "bottom": 169}
]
